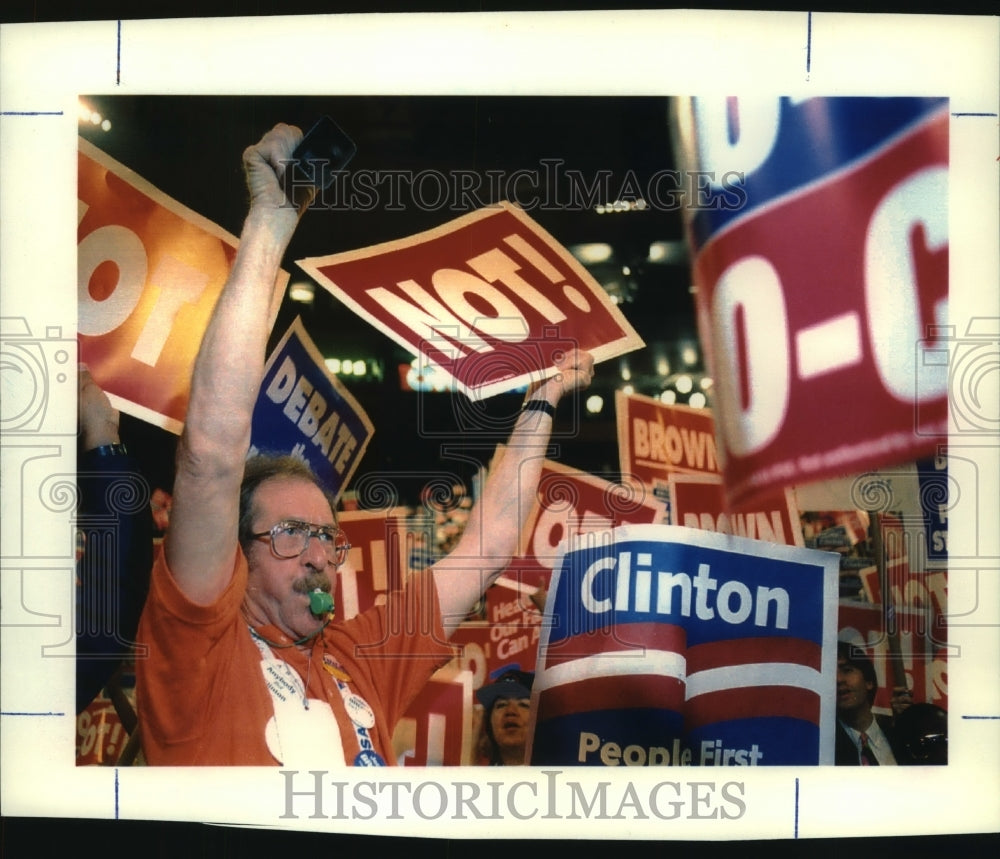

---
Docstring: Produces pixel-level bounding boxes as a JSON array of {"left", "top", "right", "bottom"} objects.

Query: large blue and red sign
[
  {"left": 527, "top": 523, "right": 839, "bottom": 766},
  {"left": 673, "top": 97, "right": 949, "bottom": 508}
]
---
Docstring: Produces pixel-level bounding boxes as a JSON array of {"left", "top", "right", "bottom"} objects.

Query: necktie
[{"left": 859, "top": 732, "right": 879, "bottom": 766}]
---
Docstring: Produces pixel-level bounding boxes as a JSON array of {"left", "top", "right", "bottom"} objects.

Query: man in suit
[{"left": 834, "top": 640, "right": 908, "bottom": 765}]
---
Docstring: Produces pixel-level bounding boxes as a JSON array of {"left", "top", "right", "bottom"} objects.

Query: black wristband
[
  {"left": 89, "top": 443, "right": 128, "bottom": 457},
  {"left": 522, "top": 399, "right": 556, "bottom": 419}
]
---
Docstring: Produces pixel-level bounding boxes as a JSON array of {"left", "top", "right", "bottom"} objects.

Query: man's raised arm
[
  {"left": 432, "top": 349, "right": 595, "bottom": 635},
  {"left": 165, "top": 124, "right": 310, "bottom": 604}
]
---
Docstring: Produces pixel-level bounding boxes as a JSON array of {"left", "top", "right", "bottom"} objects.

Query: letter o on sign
[
  {"left": 78, "top": 225, "right": 148, "bottom": 336},
  {"left": 623, "top": 744, "right": 648, "bottom": 766}
]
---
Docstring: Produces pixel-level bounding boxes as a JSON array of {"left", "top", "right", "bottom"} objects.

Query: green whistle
[{"left": 310, "top": 589, "right": 334, "bottom": 616}]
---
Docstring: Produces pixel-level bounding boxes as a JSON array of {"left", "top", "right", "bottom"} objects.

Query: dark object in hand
[{"left": 289, "top": 115, "right": 357, "bottom": 192}]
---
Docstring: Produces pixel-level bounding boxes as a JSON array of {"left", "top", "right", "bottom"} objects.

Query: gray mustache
[{"left": 293, "top": 573, "right": 332, "bottom": 595}]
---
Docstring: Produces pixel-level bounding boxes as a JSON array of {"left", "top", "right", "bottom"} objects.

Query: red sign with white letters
[
  {"left": 396, "top": 670, "right": 473, "bottom": 766},
  {"left": 617, "top": 392, "right": 803, "bottom": 546},
  {"left": 76, "top": 692, "right": 130, "bottom": 766},
  {"left": 516, "top": 458, "right": 666, "bottom": 578},
  {"left": 616, "top": 391, "right": 722, "bottom": 486},
  {"left": 77, "top": 138, "right": 287, "bottom": 433},
  {"left": 334, "top": 508, "right": 420, "bottom": 620},
  {"left": 675, "top": 99, "right": 949, "bottom": 508},
  {"left": 298, "top": 202, "right": 644, "bottom": 400},
  {"left": 667, "top": 475, "right": 805, "bottom": 548}
]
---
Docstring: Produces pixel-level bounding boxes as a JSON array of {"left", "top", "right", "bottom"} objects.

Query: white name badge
[
  {"left": 344, "top": 692, "right": 376, "bottom": 729},
  {"left": 264, "top": 698, "right": 346, "bottom": 769}
]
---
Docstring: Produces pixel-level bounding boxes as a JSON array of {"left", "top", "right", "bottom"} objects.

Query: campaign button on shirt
[
  {"left": 344, "top": 692, "right": 376, "bottom": 729},
  {"left": 354, "top": 749, "right": 386, "bottom": 766},
  {"left": 322, "top": 653, "right": 352, "bottom": 682}
]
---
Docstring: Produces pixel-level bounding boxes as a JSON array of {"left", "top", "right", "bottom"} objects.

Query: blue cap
[{"left": 475, "top": 669, "right": 534, "bottom": 709}]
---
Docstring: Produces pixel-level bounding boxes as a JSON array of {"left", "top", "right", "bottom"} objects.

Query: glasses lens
[
  {"left": 271, "top": 522, "right": 308, "bottom": 558},
  {"left": 268, "top": 522, "right": 350, "bottom": 565},
  {"left": 321, "top": 528, "right": 350, "bottom": 566}
]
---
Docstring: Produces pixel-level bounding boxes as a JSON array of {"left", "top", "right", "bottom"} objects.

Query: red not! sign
[{"left": 299, "top": 202, "right": 644, "bottom": 400}]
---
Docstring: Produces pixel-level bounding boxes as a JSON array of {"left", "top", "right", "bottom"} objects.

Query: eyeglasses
[{"left": 251, "top": 520, "right": 351, "bottom": 567}]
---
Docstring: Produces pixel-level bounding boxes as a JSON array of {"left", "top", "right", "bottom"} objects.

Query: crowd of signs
[{"left": 77, "top": 96, "right": 950, "bottom": 767}]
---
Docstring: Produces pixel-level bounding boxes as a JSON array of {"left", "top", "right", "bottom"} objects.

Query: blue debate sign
[{"left": 250, "top": 317, "right": 374, "bottom": 502}]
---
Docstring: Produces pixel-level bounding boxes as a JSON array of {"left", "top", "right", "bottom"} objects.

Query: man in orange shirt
[{"left": 135, "top": 123, "right": 593, "bottom": 767}]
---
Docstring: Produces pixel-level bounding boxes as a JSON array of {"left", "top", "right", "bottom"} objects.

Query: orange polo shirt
[{"left": 136, "top": 545, "right": 454, "bottom": 766}]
